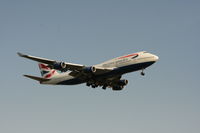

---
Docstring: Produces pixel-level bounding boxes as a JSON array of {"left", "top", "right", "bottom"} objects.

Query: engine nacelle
[
  {"left": 83, "top": 66, "right": 96, "bottom": 73},
  {"left": 112, "top": 85, "right": 124, "bottom": 91},
  {"left": 118, "top": 79, "right": 128, "bottom": 86},
  {"left": 53, "top": 62, "right": 67, "bottom": 70}
]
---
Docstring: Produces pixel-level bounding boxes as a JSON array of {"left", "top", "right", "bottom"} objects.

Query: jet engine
[
  {"left": 83, "top": 66, "right": 96, "bottom": 73},
  {"left": 53, "top": 62, "right": 67, "bottom": 70},
  {"left": 118, "top": 79, "right": 128, "bottom": 86}
]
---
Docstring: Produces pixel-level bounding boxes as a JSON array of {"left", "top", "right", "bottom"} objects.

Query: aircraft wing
[
  {"left": 17, "top": 52, "right": 113, "bottom": 75},
  {"left": 18, "top": 52, "right": 57, "bottom": 65},
  {"left": 17, "top": 52, "right": 85, "bottom": 70}
]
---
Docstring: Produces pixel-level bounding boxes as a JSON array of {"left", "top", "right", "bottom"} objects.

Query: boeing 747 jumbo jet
[{"left": 17, "top": 51, "right": 159, "bottom": 91}]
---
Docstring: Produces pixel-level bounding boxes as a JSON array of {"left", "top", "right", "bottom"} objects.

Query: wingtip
[
  {"left": 17, "top": 52, "right": 23, "bottom": 57},
  {"left": 17, "top": 52, "right": 27, "bottom": 57},
  {"left": 23, "top": 74, "right": 29, "bottom": 77}
]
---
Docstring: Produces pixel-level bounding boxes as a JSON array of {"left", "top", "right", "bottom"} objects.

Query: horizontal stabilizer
[{"left": 24, "top": 75, "right": 50, "bottom": 82}]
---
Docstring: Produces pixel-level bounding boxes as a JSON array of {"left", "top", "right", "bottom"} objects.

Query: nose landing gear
[{"left": 141, "top": 69, "right": 145, "bottom": 76}]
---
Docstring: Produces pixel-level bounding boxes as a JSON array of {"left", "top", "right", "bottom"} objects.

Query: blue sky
[{"left": 0, "top": 0, "right": 200, "bottom": 133}]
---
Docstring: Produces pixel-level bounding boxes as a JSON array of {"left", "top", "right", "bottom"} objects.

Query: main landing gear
[
  {"left": 86, "top": 81, "right": 99, "bottom": 88},
  {"left": 141, "top": 69, "right": 145, "bottom": 76},
  {"left": 102, "top": 85, "right": 107, "bottom": 90}
]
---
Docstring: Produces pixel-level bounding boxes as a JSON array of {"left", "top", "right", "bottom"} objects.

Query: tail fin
[{"left": 38, "top": 63, "right": 59, "bottom": 79}]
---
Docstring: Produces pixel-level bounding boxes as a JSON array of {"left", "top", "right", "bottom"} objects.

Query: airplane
[{"left": 17, "top": 51, "right": 159, "bottom": 91}]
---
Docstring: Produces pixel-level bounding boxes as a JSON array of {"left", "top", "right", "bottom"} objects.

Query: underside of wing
[{"left": 69, "top": 66, "right": 113, "bottom": 77}]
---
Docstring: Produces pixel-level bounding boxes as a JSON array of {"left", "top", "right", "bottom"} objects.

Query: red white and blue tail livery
[
  {"left": 38, "top": 63, "right": 58, "bottom": 78},
  {"left": 18, "top": 51, "right": 159, "bottom": 91}
]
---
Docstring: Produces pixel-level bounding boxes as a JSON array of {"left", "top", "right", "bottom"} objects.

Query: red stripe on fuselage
[{"left": 118, "top": 53, "right": 138, "bottom": 59}]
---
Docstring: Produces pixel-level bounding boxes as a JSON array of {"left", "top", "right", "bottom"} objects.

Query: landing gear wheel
[
  {"left": 102, "top": 86, "right": 107, "bottom": 90},
  {"left": 141, "top": 71, "right": 145, "bottom": 76},
  {"left": 92, "top": 84, "right": 96, "bottom": 88},
  {"left": 86, "top": 82, "right": 91, "bottom": 86}
]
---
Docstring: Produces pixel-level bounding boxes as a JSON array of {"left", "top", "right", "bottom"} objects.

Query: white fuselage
[{"left": 42, "top": 51, "right": 159, "bottom": 85}]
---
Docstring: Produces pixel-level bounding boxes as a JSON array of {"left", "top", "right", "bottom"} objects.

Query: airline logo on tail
[{"left": 38, "top": 63, "right": 58, "bottom": 79}]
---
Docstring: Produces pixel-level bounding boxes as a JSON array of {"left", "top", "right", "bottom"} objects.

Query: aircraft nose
[{"left": 154, "top": 55, "right": 159, "bottom": 61}]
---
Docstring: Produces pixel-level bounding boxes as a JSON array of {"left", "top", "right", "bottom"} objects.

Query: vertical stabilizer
[{"left": 38, "top": 63, "right": 59, "bottom": 79}]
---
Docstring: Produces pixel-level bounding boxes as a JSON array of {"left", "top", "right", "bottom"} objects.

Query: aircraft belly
[
  {"left": 97, "top": 61, "right": 156, "bottom": 78},
  {"left": 116, "top": 61, "right": 155, "bottom": 73}
]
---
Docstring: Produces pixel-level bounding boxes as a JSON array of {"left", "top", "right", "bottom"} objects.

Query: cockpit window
[
  {"left": 143, "top": 51, "right": 148, "bottom": 53},
  {"left": 131, "top": 54, "right": 138, "bottom": 59}
]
